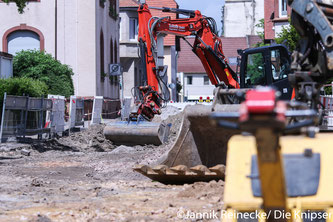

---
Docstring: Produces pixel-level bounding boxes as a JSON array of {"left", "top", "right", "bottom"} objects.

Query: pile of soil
[
  {"left": 31, "top": 105, "right": 182, "bottom": 154},
  {"left": 30, "top": 124, "right": 116, "bottom": 153},
  {"left": 177, "top": 180, "right": 225, "bottom": 201}
]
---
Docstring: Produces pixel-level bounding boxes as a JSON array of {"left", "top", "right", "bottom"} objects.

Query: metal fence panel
[
  {"left": 91, "top": 96, "right": 103, "bottom": 124},
  {"left": 69, "top": 96, "right": 77, "bottom": 128},
  {"left": 69, "top": 96, "right": 84, "bottom": 128},
  {"left": 0, "top": 94, "right": 52, "bottom": 142},
  {"left": 48, "top": 95, "right": 65, "bottom": 134}
]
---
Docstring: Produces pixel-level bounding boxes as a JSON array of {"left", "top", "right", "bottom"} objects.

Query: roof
[
  {"left": 247, "top": 35, "right": 262, "bottom": 47},
  {"left": 146, "top": 0, "right": 179, "bottom": 46},
  {"left": 0, "top": 51, "right": 13, "bottom": 59},
  {"left": 178, "top": 38, "right": 205, "bottom": 73},
  {"left": 119, "top": 0, "right": 139, "bottom": 7},
  {"left": 178, "top": 36, "right": 262, "bottom": 73}
]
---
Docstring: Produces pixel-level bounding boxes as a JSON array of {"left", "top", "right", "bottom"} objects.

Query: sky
[{"left": 176, "top": 0, "right": 225, "bottom": 34}]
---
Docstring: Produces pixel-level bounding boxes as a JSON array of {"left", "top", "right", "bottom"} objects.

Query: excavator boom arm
[{"left": 138, "top": 3, "right": 240, "bottom": 90}]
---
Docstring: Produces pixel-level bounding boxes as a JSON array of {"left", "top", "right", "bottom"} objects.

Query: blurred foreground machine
[
  {"left": 105, "top": 2, "right": 293, "bottom": 184},
  {"left": 217, "top": 0, "right": 333, "bottom": 221}
]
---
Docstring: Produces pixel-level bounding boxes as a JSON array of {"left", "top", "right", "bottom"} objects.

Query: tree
[
  {"left": 2, "top": 0, "right": 28, "bottom": 14},
  {"left": 255, "top": 18, "right": 265, "bottom": 41},
  {"left": 254, "top": 18, "right": 267, "bottom": 47},
  {"left": 13, "top": 50, "right": 74, "bottom": 97},
  {"left": 275, "top": 21, "right": 300, "bottom": 52}
]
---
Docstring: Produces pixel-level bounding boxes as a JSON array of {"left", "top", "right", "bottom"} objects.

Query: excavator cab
[{"left": 238, "top": 44, "right": 293, "bottom": 100}]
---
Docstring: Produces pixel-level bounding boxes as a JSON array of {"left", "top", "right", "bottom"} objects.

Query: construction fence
[
  {"left": 0, "top": 93, "right": 120, "bottom": 142},
  {"left": 320, "top": 95, "right": 333, "bottom": 129}
]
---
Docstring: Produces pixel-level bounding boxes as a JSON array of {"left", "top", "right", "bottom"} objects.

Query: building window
[
  {"left": 279, "top": 0, "right": 287, "bottom": 17},
  {"left": 114, "top": 39, "right": 118, "bottom": 63},
  {"left": 109, "top": 0, "right": 117, "bottom": 19},
  {"left": 119, "top": 17, "right": 122, "bottom": 41},
  {"left": 203, "top": 76, "right": 209, "bottom": 85},
  {"left": 3, "top": 24, "right": 45, "bottom": 54},
  {"left": 187, "top": 76, "right": 193, "bottom": 85},
  {"left": 7, "top": 30, "right": 40, "bottom": 55},
  {"left": 100, "top": 30, "right": 105, "bottom": 81},
  {"left": 110, "top": 38, "right": 114, "bottom": 64},
  {"left": 99, "top": 0, "right": 106, "bottom": 8},
  {"left": 129, "top": 18, "right": 138, "bottom": 40}
]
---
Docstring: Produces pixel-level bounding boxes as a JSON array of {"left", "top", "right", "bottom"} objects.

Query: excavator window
[
  {"left": 270, "top": 49, "right": 290, "bottom": 82},
  {"left": 245, "top": 52, "right": 266, "bottom": 87}
]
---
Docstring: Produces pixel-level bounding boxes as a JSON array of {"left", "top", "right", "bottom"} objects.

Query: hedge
[
  {"left": 13, "top": 50, "right": 74, "bottom": 98},
  {"left": 0, "top": 78, "right": 48, "bottom": 118}
]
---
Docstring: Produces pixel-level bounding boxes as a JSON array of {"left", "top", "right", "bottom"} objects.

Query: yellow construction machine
[{"left": 213, "top": 0, "right": 333, "bottom": 221}]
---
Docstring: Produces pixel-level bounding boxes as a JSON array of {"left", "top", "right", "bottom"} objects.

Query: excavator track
[{"left": 134, "top": 164, "right": 225, "bottom": 185}]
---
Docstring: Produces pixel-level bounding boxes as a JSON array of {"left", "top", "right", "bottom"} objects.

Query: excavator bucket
[
  {"left": 134, "top": 104, "right": 240, "bottom": 184},
  {"left": 104, "top": 121, "right": 170, "bottom": 146}
]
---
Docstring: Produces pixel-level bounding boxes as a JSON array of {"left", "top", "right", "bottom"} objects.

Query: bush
[
  {"left": 13, "top": 50, "right": 74, "bottom": 98},
  {"left": 0, "top": 77, "right": 48, "bottom": 118},
  {"left": 275, "top": 22, "right": 300, "bottom": 52}
]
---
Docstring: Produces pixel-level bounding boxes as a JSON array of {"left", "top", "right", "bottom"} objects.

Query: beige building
[
  {"left": 119, "top": 0, "right": 178, "bottom": 101},
  {"left": 0, "top": 0, "right": 120, "bottom": 99}
]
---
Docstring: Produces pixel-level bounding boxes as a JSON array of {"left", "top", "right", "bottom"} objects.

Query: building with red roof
[
  {"left": 264, "top": 0, "right": 291, "bottom": 42},
  {"left": 177, "top": 35, "right": 261, "bottom": 101}
]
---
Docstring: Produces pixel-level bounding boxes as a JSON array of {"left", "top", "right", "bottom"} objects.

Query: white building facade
[
  {"left": 119, "top": 1, "right": 141, "bottom": 99},
  {"left": 223, "top": 0, "right": 264, "bottom": 37},
  {"left": 0, "top": 0, "right": 120, "bottom": 99},
  {"left": 178, "top": 72, "right": 215, "bottom": 102},
  {"left": 119, "top": 0, "right": 178, "bottom": 101}
]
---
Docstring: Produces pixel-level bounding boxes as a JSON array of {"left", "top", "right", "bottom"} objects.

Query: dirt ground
[{"left": 0, "top": 106, "right": 225, "bottom": 222}]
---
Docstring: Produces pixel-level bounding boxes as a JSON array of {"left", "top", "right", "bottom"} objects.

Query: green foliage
[
  {"left": 254, "top": 18, "right": 268, "bottom": 47},
  {"left": 255, "top": 18, "right": 265, "bottom": 40},
  {"left": 0, "top": 77, "right": 48, "bottom": 109},
  {"left": 2, "top": 0, "right": 28, "bottom": 14},
  {"left": 275, "top": 21, "right": 300, "bottom": 51},
  {"left": 324, "top": 85, "right": 332, "bottom": 95},
  {"left": 109, "top": 4, "right": 118, "bottom": 19},
  {"left": 13, "top": 50, "right": 74, "bottom": 98},
  {"left": 246, "top": 53, "right": 265, "bottom": 85}
]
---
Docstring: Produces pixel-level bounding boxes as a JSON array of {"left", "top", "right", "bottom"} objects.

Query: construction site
[
  {"left": 0, "top": 106, "right": 229, "bottom": 221},
  {"left": 2, "top": 0, "right": 333, "bottom": 221}
]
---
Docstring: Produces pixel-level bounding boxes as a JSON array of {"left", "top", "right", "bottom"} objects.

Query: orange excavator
[
  {"left": 133, "top": 3, "right": 239, "bottom": 121},
  {"left": 131, "top": 3, "right": 292, "bottom": 121},
  {"left": 105, "top": 3, "right": 292, "bottom": 184}
]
